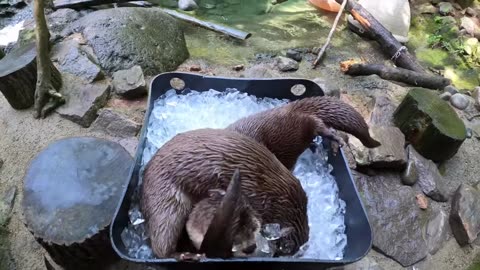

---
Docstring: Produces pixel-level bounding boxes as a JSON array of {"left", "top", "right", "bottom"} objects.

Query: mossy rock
[{"left": 393, "top": 88, "right": 467, "bottom": 162}]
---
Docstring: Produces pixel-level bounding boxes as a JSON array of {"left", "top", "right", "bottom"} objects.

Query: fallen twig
[
  {"left": 312, "top": 0, "right": 347, "bottom": 68},
  {"left": 343, "top": 63, "right": 451, "bottom": 90},
  {"left": 335, "top": 0, "right": 426, "bottom": 73}
]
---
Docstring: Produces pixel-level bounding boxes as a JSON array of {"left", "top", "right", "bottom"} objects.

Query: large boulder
[
  {"left": 354, "top": 172, "right": 429, "bottom": 267},
  {"left": 71, "top": 7, "right": 189, "bottom": 76},
  {"left": 393, "top": 88, "right": 467, "bottom": 162}
]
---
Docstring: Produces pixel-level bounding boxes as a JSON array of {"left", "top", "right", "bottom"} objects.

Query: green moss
[
  {"left": 467, "top": 259, "right": 480, "bottom": 270},
  {"left": 0, "top": 227, "right": 14, "bottom": 270},
  {"left": 408, "top": 88, "right": 466, "bottom": 140}
]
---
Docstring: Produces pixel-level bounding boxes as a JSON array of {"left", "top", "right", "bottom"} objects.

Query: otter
[
  {"left": 226, "top": 95, "right": 381, "bottom": 170},
  {"left": 185, "top": 169, "right": 261, "bottom": 258},
  {"left": 141, "top": 128, "right": 308, "bottom": 259}
]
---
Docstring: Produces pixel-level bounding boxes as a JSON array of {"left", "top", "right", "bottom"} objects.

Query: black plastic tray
[{"left": 110, "top": 72, "right": 372, "bottom": 270}]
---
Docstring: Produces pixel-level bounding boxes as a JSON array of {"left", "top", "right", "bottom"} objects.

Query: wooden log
[
  {"left": 336, "top": 0, "right": 426, "bottom": 73},
  {"left": 161, "top": 8, "right": 252, "bottom": 40},
  {"left": 0, "top": 42, "right": 62, "bottom": 110},
  {"left": 53, "top": 0, "right": 132, "bottom": 9},
  {"left": 344, "top": 63, "right": 451, "bottom": 90},
  {"left": 22, "top": 137, "right": 134, "bottom": 270},
  {"left": 393, "top": 88, "right": 467, "bottom": 162}
]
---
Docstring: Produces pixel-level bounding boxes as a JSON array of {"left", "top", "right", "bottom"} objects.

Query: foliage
[{"left": 427, "top": 16, "right": 480, "bottom": 67}]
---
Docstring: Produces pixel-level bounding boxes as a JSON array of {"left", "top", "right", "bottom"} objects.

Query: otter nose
[{"left": 242, "top": 243, "right": 257, "bottom": 254}]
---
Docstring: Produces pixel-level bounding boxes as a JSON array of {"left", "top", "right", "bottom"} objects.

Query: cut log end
[
  {"left": 22, "top": 137, "right": 133, "bottom": 269},
  {"left": 393, "top": 88, "right": 467, "bottom": 162}
]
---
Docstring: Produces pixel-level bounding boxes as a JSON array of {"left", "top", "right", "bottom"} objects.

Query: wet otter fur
[
  {"left": 186, "top": 169, "right": 261, "bottom": 258},
  {"left": 141, "top": 128, "right": 308, "bottom": 259},
  {"left": 227, "top": 95, "right": 381, "bottom": 170}
]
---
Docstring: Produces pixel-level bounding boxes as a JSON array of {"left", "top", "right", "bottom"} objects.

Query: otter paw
[{"left": 174, "top": 252, "right": 205, "bottom": 262}]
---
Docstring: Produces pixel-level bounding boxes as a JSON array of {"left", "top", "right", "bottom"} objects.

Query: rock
[
  {"left": 232, "top": 64, "right": 244, "bottom": 71},
  {"left": 355, "top": 172, "right": 428, "bottom": 266},
  {"left": 452, "top": 2, "right": 462, "bottom": 9},
  {"left": 47, "top": 8, "right": 80, "bottom": 36},
  {"left": 431, "top": 0, "right": 441, "bottom": 4},
  {"left": 244, "top": 63, "right": 278, "bottom": 78},
  {"left": 286, "top": 49, "right": 302, "bottom": 62},
  {"left": 0, "top": 186, "right": 16, "bottom": 227},
  {"left": 407, "top": 145, "right": 448, "bottom": 202},
  {"left": 466, "top": 7, "right": 477, "bottom": 16},
  {"left": 438, "top": 2, "right": 454, "bottom": 15},
  {"left": 274, "top": 56, "right": 299, "bottom": 71},
  {"left": 178, "top": 0, "right": 198, "bottom": 10},
  {"left": 473, "top": 87, "right": 480, "bottom": 111},
  {"left": 460, "top": 17, "right": 480, "bottom": 38},
  {"left": 312, "top": 78, "right": 341, "bottom": 98},
  {"left": 416, "top": 194, "right": 429, "bottom": 209},
  {"left": 368, "top": 95, "right": 396, "bottom": 125},
  {"left": 439, "top": 92, "right": 452, "bottom": 101},
  {"left": 189, "top": 64, "right": 201, "bottom": 72},
  {"left": 450, "top": 93, "right": 470, "bottom": 110},
  {"left": 444, "top": 85, "right": 459, "bottom": 95},
  {"left": 393, "top": 88, "right": 467, "bottom": 162},
  {"left": 51, "top": 34, "right": 104, "bottom": 83},
  {"left": 56, "top": 74, "right": 111, "bottom": 128},
  {"left": 347, "top": 0, "right": 411, "bottom": 43},
  {"left": 348, "top": 126, "right": 407, "bottom": 170},
  {"left": 471, "top": 123, "right": 480, "bottom": 139},
  {"left": 116, "top": 137, "right": 139, "bottom": 157},
  {"left": 112, "top": 65, "right": 147, "bottom": 99},
  {"left": 426, "top": 208, "right": 449, "bottom": 255},
  {"left": 401, "top": 160, "right": 418, "bottom": 185},
  {"left": 454, "top": 0, "right": 474, "bottom": 8},
  {"left": 71, "top": 7, "right": 189, "bottom": 75},
  {"left": 450, "top": 183, "right": 480, "bottom": 245},
  {"left": 418, "top": 3, "right": 438, "bottom": 14},
  {"left": 91, "top": 108, "right": 141, "bottom": 138}
]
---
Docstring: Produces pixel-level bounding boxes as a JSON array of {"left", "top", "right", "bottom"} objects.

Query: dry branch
[
  {"left": 343, "top": 63, "right": 451, "bottom": 90},
  {"left": 336, "top": 0, "right": 426, "bottom": 73}
]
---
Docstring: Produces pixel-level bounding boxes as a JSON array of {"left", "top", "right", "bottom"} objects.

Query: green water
[{"left": 159, "top": 0, "right": 341, "bottom": 65}]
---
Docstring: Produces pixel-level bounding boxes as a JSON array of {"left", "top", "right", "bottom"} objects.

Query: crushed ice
[{"left": 121, "top": 88, "right": 347, "bottom": 260}]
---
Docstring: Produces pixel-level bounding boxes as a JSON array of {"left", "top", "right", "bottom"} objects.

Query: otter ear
[
  {"left": 280, "top": 227, "right": 294, "bottom": 237},
  {"left": 200, "top": 168, "right": 242, "bottom": 258}
]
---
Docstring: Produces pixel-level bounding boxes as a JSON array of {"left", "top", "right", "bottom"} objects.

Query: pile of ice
[{"left": 122, "top": 88, "right": 347, "bottom": 260}]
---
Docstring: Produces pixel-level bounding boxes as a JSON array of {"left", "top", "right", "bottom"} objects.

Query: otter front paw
[{"left": 173, "top": 252, "right": 206, "bottom": 262}]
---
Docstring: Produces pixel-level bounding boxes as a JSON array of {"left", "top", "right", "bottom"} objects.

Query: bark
[{"left": 344, "top": 63, "right": 451, "bottom": 90}]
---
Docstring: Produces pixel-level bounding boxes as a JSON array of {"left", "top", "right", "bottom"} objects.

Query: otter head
[{"left": 186, "top": 169, "right": 261, "bottom": 258}]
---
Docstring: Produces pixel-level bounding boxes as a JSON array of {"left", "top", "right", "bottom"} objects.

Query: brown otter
[
  {"left": 141, "top": 128, "right": 308, "bottom": 259},
  {"left": 186, "top": 169, "right": 261, "bottom": 258},
  {"left": 227, "top": 95, "right": 381, "bottom": 170}
]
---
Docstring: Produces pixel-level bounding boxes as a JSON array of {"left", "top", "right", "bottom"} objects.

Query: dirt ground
[{"left": 1, "top": 59, "right": 479, "bottom": 270}]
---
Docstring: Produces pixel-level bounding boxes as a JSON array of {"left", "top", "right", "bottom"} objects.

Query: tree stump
[
  {"left": 0, "top": 41, "right": 61, "bottom": 110},
  {"left": 22, "top": 137, "right": 133, "bottom": 270},
  {"left": 393, "top": 88, "right": 467, "bottom": 162}
]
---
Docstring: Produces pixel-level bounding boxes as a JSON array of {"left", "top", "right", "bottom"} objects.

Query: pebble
[
  {"left": 450, "top": 93, "right": 470, "bottom": 110},
  {"left": 275, "top": 56, "right": 299, "bottom": 72},
  {"left": 439, "top": 92, "right": 452, "bottom": 101},
  {"left": 438, "top": 2, "right": 454, "bottom": 15},
  {"left": 286, "top": 49, "right": 302, "bottom": 62},
  {"left": 401, "top": 160, "right": 418, "bottom": 186},
  {"left": 466, "top": 7, "right": 477, "bottom": 16},
  {"left": 178, "top": 0, "right": 198, "bottom": 11},
  {"left": 473, "top": 86, "right": 480, "bottom": 111},
  {"left": 189, "top": 65, "right": 201, "bottom": 72},
  {"left": 444, "top": 85, "right": 459, "bottom": 95},
  {"left": 233, "top": 64, "right": 244, "bottom": 71},
  {"left": 416, "top": 194, "right": 429, "bottom": 210}
]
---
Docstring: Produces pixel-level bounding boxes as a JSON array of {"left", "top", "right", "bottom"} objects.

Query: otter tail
[{"left": 289, "top": 96, "right": 381, "bottom": 148}]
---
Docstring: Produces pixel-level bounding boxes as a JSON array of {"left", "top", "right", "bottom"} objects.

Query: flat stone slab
[
  {"left": 450, "top": 183, "right": 480, "bottom": 246},
  {"left": 91, "top": 108, "right": 141, "bottom": 138},
  {"left": 426, "top": 207, "right": 449, "bottom": 255},
  {"left": 407, "top": 145, "right": 449, "bottom": 202},
  {"left": 22, "top": 137, "right": 133, "bottom": 245},
  {"left": 348, "top": 126, "right": 407, "bottom": 170},
  {"left": 56, "top": 73, "right": 111, "bottom": 128},
  {"left": 112, "top": 65, "right": 147, "bottom": 99},
  {"left": 355, "top": 172, "right": 428, "bottom": 267}
]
